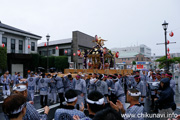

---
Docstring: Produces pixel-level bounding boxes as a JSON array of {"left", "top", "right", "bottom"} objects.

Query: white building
[
  {"left": 0, "top": 21, "right": 41, "bottom": 77},
  {"left": 112, "top": 44, "right": 151, "bottom": 57},
  {"left": 0, "top": 21, "right": 41, "bottom": 54}
]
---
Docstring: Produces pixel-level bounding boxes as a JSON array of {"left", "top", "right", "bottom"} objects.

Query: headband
[
  {"left": 65, "top": 97, "right": 77, "bottom": 102},
  {"left": 76, "top": 75, "right": 81, "bottom": 79},
  {"left": 128, "top": 91, "right": 141, "bottom": 96},
  {"left": 13, "top": 85, "right": 27, "bottom": 91},
  {"left": 165, "top": 74, "right": 172, "bottom": 77},
  {"left": 100, "top": 74, "right": 104, "bottom": 80},
  {"left": 152, "top": 82, "right": 160, "bottom": 86},
  {"left": 86, "top": 98, "right": 104, "bottom": 105},
  {"left": 112, "top": 78, "right": 118, "bottom": 81},
  {"left": 8, "top": 103, "right": 26, "bottom": 115},
  {"left": 134, "top": 76, "right": 140, "bottom": 79}
]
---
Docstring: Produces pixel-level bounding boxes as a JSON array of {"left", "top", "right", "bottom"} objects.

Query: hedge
[
  {"left": 0, "top": 47, "right": 7, "bottom": 72},
  {"left": 29, "top": 54, "right": 68, "bottom": 73},
  {"left": 55, "top": 56, "right": 69, "bottom": 72}
]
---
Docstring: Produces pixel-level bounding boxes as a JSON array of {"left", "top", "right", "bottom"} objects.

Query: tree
[
  {"left": 132, "top": 61, "right": 136, "bottom": 70},
  {"left": 132, "top": 61, "right": 136, "bottom": 65},
  {"left": 155, "top": 56, "right": 180, "bottom": 69},
  {"left": 0, "top": 47, "right": 7, "bottom": 72}
]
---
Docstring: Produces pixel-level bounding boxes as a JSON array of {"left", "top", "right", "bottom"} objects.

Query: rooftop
[
  {"left": 118, "top": 52, "right": 140, "bottom": 58},
  {"left": 0, "top": 21, "right": 41, "bottom": 38},
  {"left": 38, "top": 38, "right": 72, "bottom": 47}
]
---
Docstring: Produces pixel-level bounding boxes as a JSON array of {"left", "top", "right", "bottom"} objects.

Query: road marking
[
  {"left": 34, "top": 94, "right": 40, "bottom": 97},
  {"left": 0, "top": 94, "right": 40, "bottom": 104},
  {"left": 37, "top": 103, "right": 60, "bottom": 113}
]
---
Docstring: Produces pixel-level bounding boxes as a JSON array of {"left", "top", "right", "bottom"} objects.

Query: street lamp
[
  {"left": 46, "top": 34, "right": 50, "bottom": 73},
  {"left": 162, "top": 20, "right": 169, "bottom": 72}
]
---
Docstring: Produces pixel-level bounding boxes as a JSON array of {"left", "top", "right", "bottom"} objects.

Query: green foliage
[
  {"left": 0, "top": 47, "right": 7, "bottom": 71},
  {"left": 39, "top": 56, "right": 47, "bottom": 68},
  {"left": 49, "top": 56, "right": 55, "bottom": 68},
  {"left": 55, "top": 56, "right": 69, "bottom": 72},
  {"left": 155, "top": 56, "right": 180, "bottom": 69},
  {"left": 27, "top": 54, "right": 69, "bottom": 73},
  {"left": 132, "top": 61, "right": 136, "bottom": 65},
  {"left": 173, "top": 57, "right": 180, "bottom": 63},
  {"left": 30, "top": 53, "right": 40, "bottom": 71}
]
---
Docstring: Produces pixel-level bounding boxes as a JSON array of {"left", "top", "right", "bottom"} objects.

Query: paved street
[{"left": 0, "top": 85, "right": 180, "bottom": 120}]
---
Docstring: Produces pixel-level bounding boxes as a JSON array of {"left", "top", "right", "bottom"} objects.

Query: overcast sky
[{"left": 0, "top": 0, "right": 180, "bottom": 56}]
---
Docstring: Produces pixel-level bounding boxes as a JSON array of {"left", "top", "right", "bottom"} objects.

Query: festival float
[{"left": 64, "top": 35, "right": 132, "bottom": 75}]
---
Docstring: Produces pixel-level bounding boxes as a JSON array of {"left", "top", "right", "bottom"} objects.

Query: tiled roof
[{"left": 0, "top": 21, "right": 41, "bottom": 38}]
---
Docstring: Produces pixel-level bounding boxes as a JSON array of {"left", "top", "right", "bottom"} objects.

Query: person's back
[
  {"left": 23, "top": 102, "right": 47, "bottom": 120},
  {"left": 38, "top": 77, "right": 51, "bottom": 95},
  {"left": 64, "top": 75, "right": 76, "bottom": 92},
  {"left": 55, "top": 106, "right": 85, "bottom": 120},
  {"left": 155, "top": 78, "right": 175, "bottom": 120},
  {"left": 93, "top": 108, "right": 123, "bottom": 120},
  {"left": 113, "top": 88, "right": 145, "bottom": 120},
  {"left": 157, "top": 78, "right": 175, "bottom": 109},
  {"left": 54, "top": 89, "right": 85, "bottom": 120},
  {"left": 126, "top": 104, "right": 144, "bottom": 120}
]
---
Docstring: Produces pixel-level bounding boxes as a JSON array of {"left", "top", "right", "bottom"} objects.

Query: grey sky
[{"left": 0, "top": 0, "right": 180, "bottom": 56}]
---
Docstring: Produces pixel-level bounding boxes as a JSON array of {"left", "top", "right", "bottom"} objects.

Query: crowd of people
[{"left": 0, "top": 70, "right": 180, "bottom": 120}]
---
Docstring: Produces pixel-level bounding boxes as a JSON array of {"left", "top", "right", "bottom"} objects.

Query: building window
[
  {"left": 49, "top": 50, "right": 52, "bottom": 56},
  {"left": 59, "top": 49, "right": 64, "bottom": 56},
  {"left": 52, "top": 49, "right": 56, "bottom": 54},
  {"left": 31, "top": 42, "right": 35, "bottom": 51},
  {"left": 67, "top": 49, "right": 71, "bottom": 55},
  {"left": 136, "top": 57, "right": 138, "bottom": 61},
  {"left": 141, "top": 57, "right": 143, "bottom": 61},
  {"left": 41, "top": 51, "right": 46, "bottom": 56},
  {"left": 2, "top": 37, "right": 7, "bottom": 47},
  {"left": 11, "top": 39, "right": 15, "bottom": 53},
  {"left": 19, "top": 40, "right": 23, "bottom": 53},
  {"left": 140, "top": 47, "right": 144, "bottom": 53}
]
